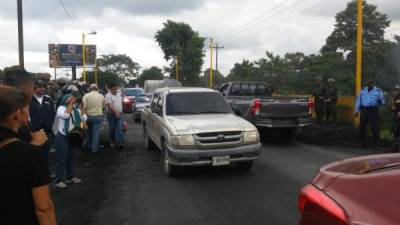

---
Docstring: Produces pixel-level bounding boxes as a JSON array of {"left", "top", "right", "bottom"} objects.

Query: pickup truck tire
[
  {"left": 143, "top": 126, "right": 156, "bottom": 150},
  {"left": 161, "top": 141, "right": 179, "bottom": 176},
  {"left": 236, "top": 161, "right": 253, "bottom": 172}
]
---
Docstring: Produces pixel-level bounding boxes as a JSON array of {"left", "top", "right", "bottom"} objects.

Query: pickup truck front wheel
[
  {"left": 161, "top": 142, "right": 179, "bottom": 176},
  {"left": 143, "top": 126, "right": 156, "bottom": 150}
]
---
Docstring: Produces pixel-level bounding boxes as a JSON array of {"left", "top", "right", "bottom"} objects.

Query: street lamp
[{"left": 82, "top": 31, "right": 97, "bottom": 82}]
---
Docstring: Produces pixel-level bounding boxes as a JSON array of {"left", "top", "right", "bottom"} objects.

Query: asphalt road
[{"left": 52, "top": 116, "right": 372, "bottom": 225}]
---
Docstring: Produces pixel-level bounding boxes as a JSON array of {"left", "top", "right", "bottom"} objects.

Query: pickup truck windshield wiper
[{"left": 364, "top": 163, "right": 400, "bottom": 174}]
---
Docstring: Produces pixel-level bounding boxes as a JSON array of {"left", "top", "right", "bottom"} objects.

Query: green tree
[
  {"left": 226, "top": 60, "right": 258, "bottom": 81},
  {"left": 86, "top": 70, "right": 124, "bottom": 89},
  {"left": 322, "top": 0, "right": 390, "bottom": 53},
  {"left": 96, "top": 54, "right": 140, "bottom": 83},
  {"left": 155, "top": 20, "right": 205, "bottom": 86},
  {"left": 138, "top": 66, "right": 164, "bottom": 87},
  {"left": 202, "top": 69, "right": 226, "bottom": 88},
  {"left": 321, "top": 1, "right": 395, "bottom": 91}
]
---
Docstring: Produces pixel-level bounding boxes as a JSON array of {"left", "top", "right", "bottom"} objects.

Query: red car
[
  {"left": 298, "top": 154, "right": 400, "bottom": 225},
  {"left": 122, "top": 88, "right": 144, "bottom": 113}
]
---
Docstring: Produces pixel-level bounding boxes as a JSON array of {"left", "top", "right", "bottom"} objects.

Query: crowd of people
[
  {"left": 0, "top": 66, "right": 126, "bottom": 225},
  {"left": 311, "top": 76, "right": 400, "bottom": 152}
]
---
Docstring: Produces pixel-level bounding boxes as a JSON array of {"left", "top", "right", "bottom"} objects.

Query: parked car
[
  {"left": 132, "top": 94, "right": 151, "bottom": 122},
  {"left": 298, "top": 154, "right": 400, "bottom": 225},
  {"left": 219, "top": 82, "right": 313, "bottom": 137},
  {"left": 142, "top": 87, "right": 262, "bottom": 176},
  {"left": 122, "top": 88, "right": 144, "bottom": 113}
]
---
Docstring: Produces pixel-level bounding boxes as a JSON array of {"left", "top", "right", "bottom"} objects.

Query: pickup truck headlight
[
  {"left": 243, "top": 131, "right": 260, "bottom": 143},
  {"left": 171, "top": 135, "right": 195, "bottom": 147}
]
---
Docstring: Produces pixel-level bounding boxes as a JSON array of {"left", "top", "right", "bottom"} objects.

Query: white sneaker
[
  {"left": 66, "top": 177, "right": 82, "bottom": 184},
  {"left": 55, "top": 182, "right": 67, "bottom": 189}
]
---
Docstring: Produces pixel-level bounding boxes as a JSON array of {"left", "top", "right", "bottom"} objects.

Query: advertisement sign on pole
[{"left": 48, "top": 44, "right": 96, "bottom": 68}]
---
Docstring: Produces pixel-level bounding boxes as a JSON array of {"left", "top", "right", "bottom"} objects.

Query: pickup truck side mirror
[{"left": 231, "top": 105, "right": 241, "bottom": 116}]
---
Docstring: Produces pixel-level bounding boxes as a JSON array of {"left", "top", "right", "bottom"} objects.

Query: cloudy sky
[{"left": 1, "top": 0, "right": 400, "bottom": 78}]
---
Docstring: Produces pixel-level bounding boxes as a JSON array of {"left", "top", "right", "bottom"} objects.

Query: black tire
[
  {"left": 161, "top": 141, "right": 179, "bottom": 176},
  {"left": 143, "top": 126, "right": 156, "bottom": 150},
  {"left": 236, "top": 161, "right": 253, "bottom": 172}
]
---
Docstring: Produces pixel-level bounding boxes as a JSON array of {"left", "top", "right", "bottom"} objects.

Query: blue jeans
[
  {"left": 107, "top": 113, "right": 124, "bottom": 145},
  {"left": 55, "top": 132, "right": 77, "bottom": 182},
  {"left": 86, "top": 115, "right": 104, "bottom": 152}
]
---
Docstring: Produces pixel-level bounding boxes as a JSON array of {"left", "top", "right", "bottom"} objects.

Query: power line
[
  {"left": 221, "top": 0, "right": 333, "bottom": 45},
  {"left": 219, "top": 0, "right": 304, "bottom": 42},
  {"left": 58, "top": 0, "right": 80, "bottom": 30},
  {"left": 216, "top": 0, "right": 293, "bottom": 40}
]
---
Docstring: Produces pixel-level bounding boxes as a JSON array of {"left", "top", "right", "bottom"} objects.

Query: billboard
[{"left": 48, "top": 44, "right": 96, "bottom": 68}]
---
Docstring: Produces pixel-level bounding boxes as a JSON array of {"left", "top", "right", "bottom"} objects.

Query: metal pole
[
  {"left": 95, "top": 59, "right": 98, "bottom": 84},
  {"left": 54, "top": 67, "right": 57, "bottom": 80},
  {"left": 17, "top": 0, "right": 24, "bottom": 68},
  {"left": 82, "top": 33, "right": 86, "bottom": 82},
  {"left": 72, "top": 65, "right": 77, "bottom": 80},
  {"left": 175, "top": 57, "right": 179, "bottom": 81},
  {"left": 355, "top": 0, "right": 363, "bottom": 126},
  {"left": 209, "top": 38, "right": 214, "bottom": 88}
]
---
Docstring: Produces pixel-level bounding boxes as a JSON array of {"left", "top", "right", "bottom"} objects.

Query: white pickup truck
[{"left": 141, "top": 87, "right": 261, "bottom": 176}]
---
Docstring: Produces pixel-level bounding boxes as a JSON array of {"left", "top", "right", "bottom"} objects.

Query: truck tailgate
[{"left": 259, "top": 97, "right": 310, "bottom": 119}]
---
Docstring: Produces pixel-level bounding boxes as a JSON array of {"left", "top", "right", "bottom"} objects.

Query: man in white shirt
[
  {"left": 83, "top": 84, "right": 105, "bottom": 153},
  {"left": 105, "top": 83, "right": 124, "bottom": 149}
]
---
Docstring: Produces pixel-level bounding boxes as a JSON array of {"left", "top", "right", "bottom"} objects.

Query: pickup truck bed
[{"left": 219, "top": 82, "right": 313, "bottom": 133}]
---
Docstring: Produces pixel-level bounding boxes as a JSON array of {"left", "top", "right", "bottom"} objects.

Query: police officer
[
  {"left": 390, "top": 85, "right": 400, "bottom": 152},
  {"left": 311, "top": 76, "right": 326, "bottom": 124},
  {"left": 325, "top": 78, "right": 338, "bottom": 124},
  {"left": 29, "top": 79, "right": 56, "bottom": 162},
  {"left": 355, "top": 80, "right": 385, "bottom": 150}
]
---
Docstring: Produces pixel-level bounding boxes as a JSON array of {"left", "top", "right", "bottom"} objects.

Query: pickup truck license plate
[{"left": 212, "top": 156, "right": 230, "bottom": 166}]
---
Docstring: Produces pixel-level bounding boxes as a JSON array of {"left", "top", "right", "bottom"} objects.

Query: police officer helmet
[
  {"left": 393, "top": 85, "right": 400, "bottom": 91},
  {"left": 315, "top": 76, "right": 322, "bottom": 81},
  {"left": 327, "top": 78, "right": 335, "bottom": 83}
]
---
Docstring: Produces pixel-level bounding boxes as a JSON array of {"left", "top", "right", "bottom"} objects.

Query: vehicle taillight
[
  {"left": 308, "top": 99, "right": 314, "bottom": 115},
  {"left": 251, "top": 99, "right": 262, "bottom": 116},
  {"left": 123, "top": 97, "right": 130, "bottom": 103},
  {"left": 298, "top": 185, "right": 349, "bottom": 225}
]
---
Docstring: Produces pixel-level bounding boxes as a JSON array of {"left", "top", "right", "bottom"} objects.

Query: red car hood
[{"left": 312, "top": 154, "right": 400, "bottom": 225}]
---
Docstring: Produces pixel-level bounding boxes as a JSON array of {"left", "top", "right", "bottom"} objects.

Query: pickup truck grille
[{"left": 194, "top": 131, "right": 243, "bottom": 147}]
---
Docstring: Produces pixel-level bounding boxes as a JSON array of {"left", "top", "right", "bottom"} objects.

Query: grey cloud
[{"left": 0, "top": 0, "right": 203, "bottom": 20}]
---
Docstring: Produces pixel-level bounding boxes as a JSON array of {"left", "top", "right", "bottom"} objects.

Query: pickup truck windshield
[{"left": 166, "top": 92, "right": 231, "bottom": 115}]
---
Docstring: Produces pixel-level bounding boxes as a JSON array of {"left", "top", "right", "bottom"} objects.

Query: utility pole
[
  {"left": 175, "top": 56, "right": 179, "bottom": 81},
  {"left": 355, "top": 0, "right": 363, "bottom": 126},
  {"left": 209, "top": 38, "right": 214, "bottom": 88},
  {"left": 212, "top": 43, "right": 224, "bottom": 72},
  {"left": 17, "top": 0, "right": 24, "bottom": 68},
  {"left": 82, "top": 33, "right": 86, "bottom": 82}
]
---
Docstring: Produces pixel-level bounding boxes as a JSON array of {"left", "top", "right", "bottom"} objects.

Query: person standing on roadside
[
  {"left": 83, "top": 84, "right": 105, "bottom": 153},
  {"left": 105, "top": 83, "right": 124, "bottom": 149},
  {"left": 311, "top": 76, "right": 326, "bottom": 124},
  {"left": 355, "top": 80, "right": 385, "bottom": 150},
  {"left": 390, "top": 85, "right": 400, "bottom": 152},
  {"left": 325, "top": 78, "right": 338, "bottom": 125},
  {"left": 29, "top": 79, "right": 56, "bottom": 163},
  {"left": 0, "top": 86, "right": 56, "bottom": 225},
  {"left": 3, "top": 66, "right": 48, "bottom": 146},
  {"left": 54, "top": 94, "right": 87, "bottom": 189}
]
